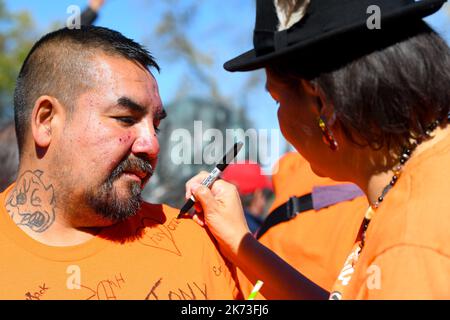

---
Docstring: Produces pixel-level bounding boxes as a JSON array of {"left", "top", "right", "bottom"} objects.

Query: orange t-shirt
[
  {"left": 238, "top": 153, "right": 368, "bottom": 298},
  {"left": 0, "top": 185, "right": 243, "bottom": 300},
  {"left": 343, "top": 135, "right": 450, "bottom": 299}
]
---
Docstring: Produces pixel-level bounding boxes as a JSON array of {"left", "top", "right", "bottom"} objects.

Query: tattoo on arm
[{"left": 6, "top": 170, "right": 56, "bottom": 233}]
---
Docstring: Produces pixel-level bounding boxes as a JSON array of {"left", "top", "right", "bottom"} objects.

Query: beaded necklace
[{"left": 329, "top": 120, "right": 440, "bottom": 300}]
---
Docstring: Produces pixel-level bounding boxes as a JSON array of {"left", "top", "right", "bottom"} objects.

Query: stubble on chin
[{"left": 84, "top": 177, "right": 143, "bottom": 223}]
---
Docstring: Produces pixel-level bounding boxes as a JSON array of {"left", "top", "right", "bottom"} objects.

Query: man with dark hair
[
  {"left": 0, "top": 0, "right": 103, "bottom": 193},
  {"left": 0, "top": 26, "right": 243, "bottom": 300}
]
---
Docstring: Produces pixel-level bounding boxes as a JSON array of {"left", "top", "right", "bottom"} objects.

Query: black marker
[{"left": 177, "top": 142, "right": 244, "bottom": 218}]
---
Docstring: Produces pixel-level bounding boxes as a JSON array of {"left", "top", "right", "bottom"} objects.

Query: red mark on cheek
[{"left": 119, "top": 135, "right": 132, "bottom": 144}]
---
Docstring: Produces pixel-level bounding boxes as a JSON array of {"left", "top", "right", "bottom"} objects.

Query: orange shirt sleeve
[{"left": 352, "top": 244, "right": 450, "bottom": 299}]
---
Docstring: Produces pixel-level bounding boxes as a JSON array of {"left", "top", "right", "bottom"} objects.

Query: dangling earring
[{"left": 318, "top": 116, "right": 339, "bottom": 151}]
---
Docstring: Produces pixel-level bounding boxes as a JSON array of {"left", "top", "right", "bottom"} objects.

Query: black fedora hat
[{"left": 224, "top": 0, "right": 448, "bottom": 72}]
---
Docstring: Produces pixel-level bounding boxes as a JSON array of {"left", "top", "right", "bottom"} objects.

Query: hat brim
[{"left": 224, "top": 0, "right": 447, "bottom": 72}]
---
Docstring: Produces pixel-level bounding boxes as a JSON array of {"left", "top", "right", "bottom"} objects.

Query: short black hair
[
  {"left": 14, "top": 26, "right": 160, "bottom": 155},
  {"left": 268, "top": 21, "right": 450, "bottom": 151}
]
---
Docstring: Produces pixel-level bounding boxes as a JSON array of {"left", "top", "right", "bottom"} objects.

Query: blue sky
[{"left": 3, "top": 0, "right": 450, "bottom": 169}]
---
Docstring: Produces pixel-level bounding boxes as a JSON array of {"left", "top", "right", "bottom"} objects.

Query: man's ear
[{"left": 31, "top": 96, "right": 63, "bottom": 149}]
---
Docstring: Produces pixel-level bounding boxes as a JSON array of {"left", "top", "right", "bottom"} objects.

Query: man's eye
[
  {"left": 155, "top": 126, "right": 161, "bottom": 135},
  {"left": 115, "top": 117, "right": 136, "bottom": 125}
]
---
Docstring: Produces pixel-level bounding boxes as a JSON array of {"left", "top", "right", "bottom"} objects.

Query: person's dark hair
[
  {"left": 269, "top": 21, "right": 450, "bottom": 152},
  {"left": 0, "top": 121, "right": 19, "bottom": 191},
  {"left": 14, "top": 26, "right": 160, "bottom": 156},
  {"left": 241, "top": 188, "right": 273, "bottom": 208},
  {"left": 241, "top": 193, "right": 255, "bottom": 208}
]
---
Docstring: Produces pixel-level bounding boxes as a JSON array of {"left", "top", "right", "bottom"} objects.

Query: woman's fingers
[
  {"left": 185, "top": 171, "right": 210, "bottom": 199},
  {"left": 192, "top": 185, "right": 218, "bottom": 213},
  {"left": 192, "top": 213, "right": 205, "bottom": 227},
  {"left": 191, "top": 180, "right": 250, "bottom": 258}
]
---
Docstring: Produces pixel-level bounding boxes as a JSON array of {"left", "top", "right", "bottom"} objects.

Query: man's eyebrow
[{"left": 116, "top": 97, "right": 148, "bottom": 114}]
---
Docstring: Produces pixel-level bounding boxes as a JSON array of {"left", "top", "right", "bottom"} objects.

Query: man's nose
[{"left": 131, "top": 124, "right": 160, "bottom": 159}]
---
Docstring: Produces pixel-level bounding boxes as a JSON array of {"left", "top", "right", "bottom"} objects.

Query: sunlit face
[
  {"left": 54, "top": 54, "right": 166, "bottom": 222},
  {"left": 265, "top": 69, "right": 338, "bottom": 178}
]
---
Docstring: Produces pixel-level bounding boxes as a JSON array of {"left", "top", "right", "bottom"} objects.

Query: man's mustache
[{"left": 107, "top": 156, "right": 154, "bottom": 185}]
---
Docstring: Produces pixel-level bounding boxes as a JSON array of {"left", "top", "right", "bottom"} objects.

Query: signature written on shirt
[
  {"left": 145, "top": 278, "right": 207, "bottom": 300},
  {"left": 138, "top": 217, "right": 182, "bottom": 256},
  {"left": 25, "top": 283, "right": 50, "bottom": 300},
  {"left": 80, "top": 273, "right": 126, "bottom": 300}
]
